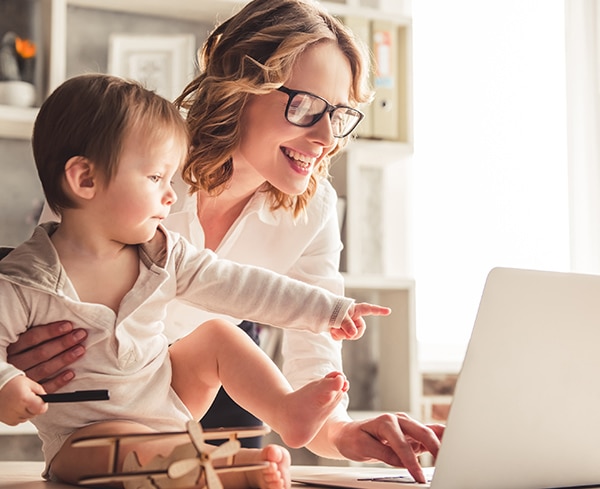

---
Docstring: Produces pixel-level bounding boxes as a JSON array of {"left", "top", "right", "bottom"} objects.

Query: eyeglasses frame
[{"left": 277, "top": 86, "right": 364, "bottom": 138}]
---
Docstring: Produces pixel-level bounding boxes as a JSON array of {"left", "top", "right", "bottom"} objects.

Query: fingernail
[
  {"left": 72, "top": 345, "right": 85, "bottom": 357},
  {"left": 73, "top": 330, "right": 87, "bottom": 341},
  {"left": 58, "top": 321, "right": 72, "bottom": 333},
  {"left": 62, "top": 370, "right": 75, "bottom": 381}
]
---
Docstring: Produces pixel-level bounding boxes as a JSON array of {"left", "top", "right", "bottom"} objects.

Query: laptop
[{"left": 293, "top": 267, "right": 600, "bottom": 489}]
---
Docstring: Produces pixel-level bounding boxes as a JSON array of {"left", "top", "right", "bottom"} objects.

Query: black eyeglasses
[{"left": 277, "top": 86, "right": 364, "bottom": 138}]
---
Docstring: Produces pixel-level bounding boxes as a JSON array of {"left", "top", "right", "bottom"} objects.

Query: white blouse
[{"left": 164, "top": 175, "right": 347, "bottom": 407}]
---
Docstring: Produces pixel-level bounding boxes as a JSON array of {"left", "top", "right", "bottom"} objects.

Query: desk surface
[
  {"left": 0, "top": 462, "right": 378, "bottom": 488},
  {"left": 0, "top": 461, "right": 73, "bottom": 488}
]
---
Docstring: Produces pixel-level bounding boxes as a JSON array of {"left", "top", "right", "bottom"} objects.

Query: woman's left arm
[{"left": 279, "top": 182, "right": 444, "bottom": 481}]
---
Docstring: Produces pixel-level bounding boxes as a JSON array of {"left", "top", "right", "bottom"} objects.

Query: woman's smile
[{"left": 282, "top": 147, "right": 317, "bottom": 175}]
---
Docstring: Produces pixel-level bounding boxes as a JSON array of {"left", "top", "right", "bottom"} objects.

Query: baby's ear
[{"left": 64, "top": 156, "right": 97, "bottom": 200}]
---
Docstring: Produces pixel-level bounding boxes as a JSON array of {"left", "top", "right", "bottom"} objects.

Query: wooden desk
[
  {"left": 2, "top": 462, "right": 407, "bottom": 488},
  {"left": 0, "top": 461, "right": 73, "bottom": 488}
]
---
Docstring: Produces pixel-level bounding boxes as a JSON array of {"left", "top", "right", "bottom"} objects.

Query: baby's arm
[
  {"left": 0, "top": 281, "right": 48, "bottom": 424},
  {"left": 0, "top": 375, "right": 47, "bottom": 425},
  {"left": 172, "top": 236, "right": 390, "bottom": 339}
]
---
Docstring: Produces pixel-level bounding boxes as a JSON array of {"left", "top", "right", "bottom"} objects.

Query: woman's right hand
[{"left": 6, "top": 321, "right": 87, "bottom": 394}]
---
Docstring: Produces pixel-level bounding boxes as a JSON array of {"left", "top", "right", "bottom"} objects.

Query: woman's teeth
[{"left": 284, "top": 148, "right": 315, "bottom": 169}]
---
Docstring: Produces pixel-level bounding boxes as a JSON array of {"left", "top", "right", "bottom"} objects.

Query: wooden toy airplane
[{"left": 70, "top": 420, "right": 271, "bottom": 489}]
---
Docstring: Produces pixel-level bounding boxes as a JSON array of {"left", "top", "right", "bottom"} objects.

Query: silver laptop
[{"left": 293, "top": 267, "right": 600, "bottom": 489}]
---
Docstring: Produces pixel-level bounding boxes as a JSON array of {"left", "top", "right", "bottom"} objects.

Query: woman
[{"left": 7, "top": 0, "right": 442, "bottom": 483}]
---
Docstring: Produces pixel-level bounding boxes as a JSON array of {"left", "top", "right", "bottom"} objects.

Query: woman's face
[{"left": 235, "top": 41, "right": 353, "bottom": 196}]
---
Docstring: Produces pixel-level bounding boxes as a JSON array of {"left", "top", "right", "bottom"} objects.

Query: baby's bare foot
[
  {"left": 276, "top": 371, "right": 348, "bottom": 448},
  {"left": 235, "top": 445, "right": 291, "bottom": 489},
  {"left": 256, "top": 445, "right": 291, "bottom": 489}
]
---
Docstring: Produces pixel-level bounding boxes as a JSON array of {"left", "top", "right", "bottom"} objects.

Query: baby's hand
[
  {"left": 330, "top": 302, "right": 391, "bottom": 340},
  {"left": 0, "top": 375, "right": 48, "bottom": 426}
]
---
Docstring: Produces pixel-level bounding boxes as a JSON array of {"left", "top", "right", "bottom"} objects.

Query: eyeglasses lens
[
  {"left": 331, "top": 108, "right": 359, "bottom": 138},
  {"left": 288, "top": 93, "right": 326, "bottom": 126},
  {"left": 286, "top": 92, "right": 362, "bottom": 138}
]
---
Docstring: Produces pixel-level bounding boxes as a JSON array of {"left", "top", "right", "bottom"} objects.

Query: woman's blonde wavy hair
[{"left": 175, "top": 0, "right": 372, "bottom": 218}]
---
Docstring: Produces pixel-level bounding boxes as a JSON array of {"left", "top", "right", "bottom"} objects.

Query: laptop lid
[
  {"left": 430, "top": 267, "right": 600, "bottom": 489},
  {"left": 293, "top": 267, "right": 600, "bottom": 489}
]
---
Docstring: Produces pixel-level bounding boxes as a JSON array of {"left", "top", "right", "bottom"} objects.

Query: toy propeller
[
  {"left": 166, "top": 420, "right": 242, "bottom": 489},
  {"left": 167, "top": 438, "right": 241, "bottom": 479}
]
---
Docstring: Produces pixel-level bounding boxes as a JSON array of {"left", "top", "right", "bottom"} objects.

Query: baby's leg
[
  {"left": 217, "top": 445, "right": 291, "bottom": 489},
  {"left": 170, "top": 320, "right": 348, "bottom": 448}
]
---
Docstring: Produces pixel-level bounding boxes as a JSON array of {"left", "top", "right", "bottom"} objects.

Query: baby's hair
[
  {"left": 33, "top": 73, "right": 189, "bottom": 215},
  {"left": 175, "top": 0, "right": 372, "bottom": 218}
]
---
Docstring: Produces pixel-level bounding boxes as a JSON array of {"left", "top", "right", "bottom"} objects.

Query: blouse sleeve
[{"left": 279, "top": 182, "right": 348, "bottom": 407}]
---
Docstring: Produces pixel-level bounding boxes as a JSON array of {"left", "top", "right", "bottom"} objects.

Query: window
[{"left": 412, "top": 0, "right": 570, "bottom": 370}]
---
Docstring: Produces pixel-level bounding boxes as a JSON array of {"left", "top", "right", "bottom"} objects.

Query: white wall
[{"left": 411, "top": 0, "right": 570, "bottom": 369}]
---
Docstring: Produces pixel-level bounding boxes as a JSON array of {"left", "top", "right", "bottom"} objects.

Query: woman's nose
[{"left": 310, "top": 113, "right": 336, "bottom": 147}]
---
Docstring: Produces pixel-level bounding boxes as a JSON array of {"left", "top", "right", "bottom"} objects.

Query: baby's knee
[
  {"left": 201, "top": 318, "right": 248, "bottom": 342},
  {"left": 203, "top": 318, "right": 236, "bottom": 332},
  {"left": 180, "top": 318, "right": 238, "bottom": 346}
]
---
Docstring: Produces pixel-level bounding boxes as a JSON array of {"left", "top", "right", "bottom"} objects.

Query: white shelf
[
  {"left": 342, "top": 275, "right": 419, "bottom": 415},
  {"left": 0, "top": 105, "right": 37, "bottom": 140},
  {"left": 333, "top": 144, "right": 413, "bottom": 277},
  {"left": 67, "top": 0, "right": 246, "bottom": 22},
  {"left": 67, "top": 0, "right": 410, "bottom": 22}
]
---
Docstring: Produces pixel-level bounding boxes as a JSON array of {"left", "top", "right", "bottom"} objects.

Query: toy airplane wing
[
  {"left": 71, "top": 429, "right": 189, "bottom": 447},
  {"left": 71, "top": 424, "right": 270, "bottom": 447},
  {"left": 202, "top": 425, "right": 271, "bottom": 440},
  {"left": 79, "top": 462, "right": 269, "bottom": 486}
]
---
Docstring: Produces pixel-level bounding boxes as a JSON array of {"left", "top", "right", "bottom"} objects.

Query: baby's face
[{"left": 94, "top": 127, "right": 185, "bottom": 245}]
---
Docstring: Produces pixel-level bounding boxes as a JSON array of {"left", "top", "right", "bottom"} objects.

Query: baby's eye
[{"left": 148, "top": 175, "right": 161, "bottom": 183}]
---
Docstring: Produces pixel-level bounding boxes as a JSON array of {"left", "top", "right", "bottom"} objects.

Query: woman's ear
[{"left": 64, "top": 156, "right": 97, "bottom": 200}]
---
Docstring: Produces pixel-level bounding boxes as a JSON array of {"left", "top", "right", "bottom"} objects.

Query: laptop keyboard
[
  {"left": 357, "top": 471, "right": 434, "bottom": 485},
  {"left": 358, "top": 476, "right": 415, "bottom": 484}
]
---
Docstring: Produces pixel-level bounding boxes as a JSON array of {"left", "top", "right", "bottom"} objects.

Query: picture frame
[{"left": 108, "top": 34, "right": 196, "bottom": 101}]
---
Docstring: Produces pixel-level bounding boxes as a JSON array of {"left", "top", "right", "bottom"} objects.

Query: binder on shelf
[
  {"left": 342, "top": 15, "right": 373, "bottom": 139},
  {"left": 371, "top": 20, "right": 409, "bottom": 142}
]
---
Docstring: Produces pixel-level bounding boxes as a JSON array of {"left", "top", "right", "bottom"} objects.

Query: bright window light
[{"left": 411, "top": 0, "right": 570, "bottom": 370}]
